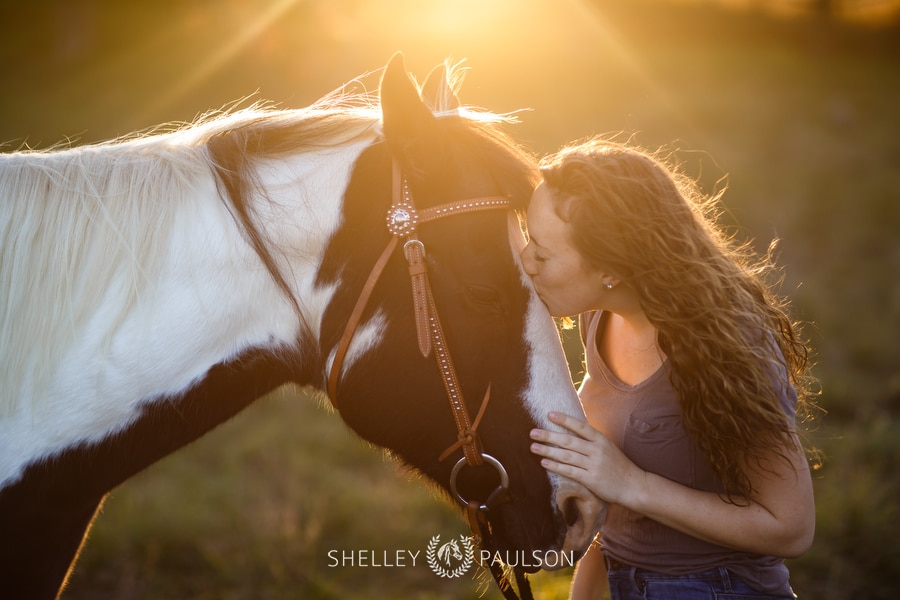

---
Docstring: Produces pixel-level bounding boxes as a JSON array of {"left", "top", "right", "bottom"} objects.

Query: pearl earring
[{"left": 605, "top": 282, "right": 614, "bottom": 290}]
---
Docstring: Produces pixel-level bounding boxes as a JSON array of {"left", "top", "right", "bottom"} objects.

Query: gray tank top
[{"left": 578, "top": 311, "right": 795, "bottom": 596}]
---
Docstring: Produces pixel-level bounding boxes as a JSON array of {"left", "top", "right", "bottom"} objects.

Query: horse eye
[{"left": 466, "top": 285, "right": 505, "bottom": 312}]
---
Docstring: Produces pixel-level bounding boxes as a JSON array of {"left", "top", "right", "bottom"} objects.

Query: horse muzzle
[{"left": 553, "top": 476, "right": 608, "bottom": 566}]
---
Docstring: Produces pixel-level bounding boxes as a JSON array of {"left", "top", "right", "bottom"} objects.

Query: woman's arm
[
  {"left": 570, "top": 538, "right": 609, "bottom": 600},
  {"left": 530, "top": 412, "right": 815, "bottom": 558}
]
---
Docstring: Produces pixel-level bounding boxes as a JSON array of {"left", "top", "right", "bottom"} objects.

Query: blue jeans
[{"left": 605, "top": 557, "right": 796, "bottom": 600}]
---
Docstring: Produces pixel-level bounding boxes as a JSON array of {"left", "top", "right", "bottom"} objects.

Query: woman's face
[{"left": 521, "top": 183, "right": 607, "bottom": 317}]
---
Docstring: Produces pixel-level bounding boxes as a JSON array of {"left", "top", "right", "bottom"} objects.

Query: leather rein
[{"left": 326, "top": 158, "right": 534, "bottom": 600}]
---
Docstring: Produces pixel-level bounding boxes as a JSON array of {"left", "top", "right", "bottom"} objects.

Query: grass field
[{"left": 2, "top": 1, "right": 899, "bottom": 598}]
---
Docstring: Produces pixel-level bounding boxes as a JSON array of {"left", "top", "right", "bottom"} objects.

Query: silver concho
[{"left": 386, "top": 202, "right": 418, "bottom": 237}]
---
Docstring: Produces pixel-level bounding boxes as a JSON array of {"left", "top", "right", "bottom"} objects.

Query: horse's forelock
[{"left": 440, "top": 116, "right": 540, "bottom": 211}]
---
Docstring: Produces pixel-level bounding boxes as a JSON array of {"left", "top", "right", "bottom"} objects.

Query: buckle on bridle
[{"left": 402, "top": 238, "right": 425, "bottom": 261}]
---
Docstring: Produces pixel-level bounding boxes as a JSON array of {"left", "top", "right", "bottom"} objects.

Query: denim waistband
[
  {"left": 602, "top": 553, "right": 795, "bottom": 599},
  {"left": 604, "top": 554, "right": 633, "bottom": 572}
]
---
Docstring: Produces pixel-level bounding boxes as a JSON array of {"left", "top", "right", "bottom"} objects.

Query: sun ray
[
  {"left": 564, "top": 0, "right": 700, "bottom": 136},
  {"left": 134, "top": 0, "right": 301, "bottom": 122}
]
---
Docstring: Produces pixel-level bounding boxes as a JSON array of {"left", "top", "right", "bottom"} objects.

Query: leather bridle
[{"left": 326, "top": 158, "right": 534, "bottom": 600}]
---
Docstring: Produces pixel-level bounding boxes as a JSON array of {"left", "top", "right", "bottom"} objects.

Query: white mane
[{"left": 0, "top": 100, "right": 380, "bottom": 417}]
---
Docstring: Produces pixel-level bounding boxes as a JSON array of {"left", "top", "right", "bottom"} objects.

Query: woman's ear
[{"left": 598, "top": 273, "right": 620, "bottom": 290}]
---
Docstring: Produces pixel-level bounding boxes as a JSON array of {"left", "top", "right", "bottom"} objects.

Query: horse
[
  {"left": 0, "top": 53, "right": 604, "bottom": 599},
  {"left": 438, "top": 539, "right": 465, "bottom": 564}
]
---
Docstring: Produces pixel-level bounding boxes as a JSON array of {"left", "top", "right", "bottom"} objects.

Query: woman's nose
[{"left": 520, "top": 244, "right": 536, "bottom": 275}]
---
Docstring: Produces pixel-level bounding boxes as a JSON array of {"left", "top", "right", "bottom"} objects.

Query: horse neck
[
  {"left": 235, "top": 138, "right": 377, "bottom": 357},
  {"left": 0, "top": 130, "right": 372, "bottom": 419}
]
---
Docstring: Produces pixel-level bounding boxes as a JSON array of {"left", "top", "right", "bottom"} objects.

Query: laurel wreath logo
[{"left": 426, "top": 534, "right": 474, "bottom": 578}]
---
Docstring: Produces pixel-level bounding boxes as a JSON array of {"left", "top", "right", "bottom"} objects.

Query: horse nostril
[{"left": 563, "top": 496, "right": 580, "bottom": 527}]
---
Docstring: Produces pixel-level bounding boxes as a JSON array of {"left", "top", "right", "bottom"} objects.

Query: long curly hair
[{"left": 539, "top": 138, "right": 817, "bottom": 503}]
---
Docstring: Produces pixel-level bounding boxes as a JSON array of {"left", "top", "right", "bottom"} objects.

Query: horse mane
[{"left": 0, "top": 89, "right": 382, "bottom": 417}]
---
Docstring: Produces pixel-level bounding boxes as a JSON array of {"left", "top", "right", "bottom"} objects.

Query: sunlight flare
[{"left": 135, "top": 0, "right": 300, "bottom": 121}]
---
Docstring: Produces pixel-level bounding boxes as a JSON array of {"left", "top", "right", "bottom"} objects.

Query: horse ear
[
  {"left": 380, "top": 52, "right": 438, "bottom": 162},
  {"left": 421, "top": 63, "right": 460, "bottom": 113}
]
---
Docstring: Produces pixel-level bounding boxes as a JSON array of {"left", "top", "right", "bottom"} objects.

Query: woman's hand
[{"left": 530, "top": 412, "right": 646, "bottom": 507}]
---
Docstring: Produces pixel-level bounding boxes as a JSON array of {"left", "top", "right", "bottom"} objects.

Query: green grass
[{"left": 789, "top": 417, "right": 900, "bottom": 599}]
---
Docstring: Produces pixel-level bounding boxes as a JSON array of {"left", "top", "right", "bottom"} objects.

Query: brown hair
[{"left": 540, "top": 138, "right": 816, "bottom": 502}]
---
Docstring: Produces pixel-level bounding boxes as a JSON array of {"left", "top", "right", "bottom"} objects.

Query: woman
[{"left": 524, "top": 138, "right": 817, "bottom": 599}]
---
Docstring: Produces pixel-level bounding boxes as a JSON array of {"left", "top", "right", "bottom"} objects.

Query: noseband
[{"left": 326, "top": 158, "right": 534, "bottom": 600}]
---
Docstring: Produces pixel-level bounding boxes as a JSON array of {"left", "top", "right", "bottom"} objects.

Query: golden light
[
  {"left": 48, "top": 0, "right": 899, "bottom": 146},
  {"left": 135, "top": 0, "right": 301, "bottom": 122}
]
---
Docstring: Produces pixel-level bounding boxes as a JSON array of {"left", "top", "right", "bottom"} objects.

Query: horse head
[
  {"left": 317, "top": 54, "right": 604, "bottom": 568},
  {"left": 438, "top": 539, "right": 464, "bottom": 564}
]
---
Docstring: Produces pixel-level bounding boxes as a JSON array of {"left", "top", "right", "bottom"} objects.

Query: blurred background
[{"left": 2, "top": 0, "right": 898, "bottom": 598}]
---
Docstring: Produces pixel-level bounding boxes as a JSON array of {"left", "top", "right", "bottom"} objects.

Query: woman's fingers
[
  {"left": 530, "top": 412, "right": 601, "bottom": 449},
  {"left": 530, "top": 440, "right": 587, "bottom": 466},
  {"left": 529, "top": 440, "right": 592, "bottom": 482},
  {"left": 531, "top": 412, "right": 644, "bottom": 505},
  {"left": 537, "top": 456, "right": 585, "bottom": 480},
  {"left": 530, "top": 427, "right": 584, "bottom": 449},
  {"left": 529, "top": 413, "right": 604, "bottom": 476},
  {"left": 549, "top": 411, "right": 602, "bottom": 439},
  {"left": 531, "top": 411, "right": 602, "bottom": 442}
]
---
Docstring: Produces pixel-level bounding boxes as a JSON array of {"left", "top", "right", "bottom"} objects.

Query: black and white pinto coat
[{"left": 0, "top": 55, "right": 604, "bottom": 599}]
